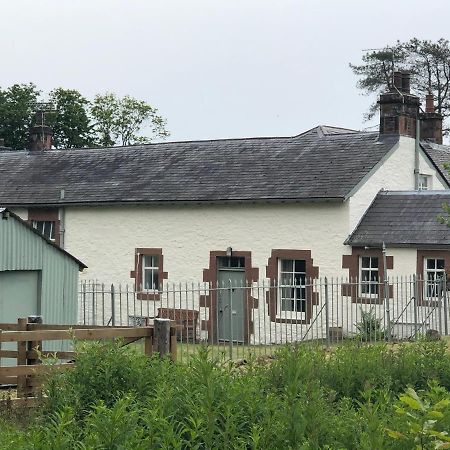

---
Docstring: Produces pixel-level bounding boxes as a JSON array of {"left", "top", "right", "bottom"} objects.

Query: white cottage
[{"left": 1, "top": 71, "right": 450, "bottom": 343}]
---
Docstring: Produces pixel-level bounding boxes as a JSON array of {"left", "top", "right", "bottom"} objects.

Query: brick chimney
[
  {"left": 420, "top": 93, "right": 443, "bottom": 144},
  {"left": 28, "top": 111, "right": 53, "bottom": 151},
  {"left": 379, "top": 71, "right": 420, "bottom": 139}
]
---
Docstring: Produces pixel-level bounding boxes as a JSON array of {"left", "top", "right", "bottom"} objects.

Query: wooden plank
[
  {"left": 0, "top": 350, "right": 18, "bottom": 358},
  {"left": 0, "top": 324, "right": 19, "bottom": 331},
  {"left": 0, "top": 327, "right": 152, "bottom": 342},
  {"left": 0, "top": 376, "right": 18, "bottom": 384},
  {"left": 0, "top": 363, "right": 75, "bottom": 377},
  {"left": 27, "top": 324, "right": 132, "bottom": 331}
]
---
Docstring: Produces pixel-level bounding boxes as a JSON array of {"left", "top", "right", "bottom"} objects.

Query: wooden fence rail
[{"left": 0, "top": 316, "right": 177, "bottom": 406}]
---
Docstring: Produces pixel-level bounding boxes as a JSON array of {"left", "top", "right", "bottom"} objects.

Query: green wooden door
[{"left": 0, "top": 271, "right": 39, "bottom": 366}]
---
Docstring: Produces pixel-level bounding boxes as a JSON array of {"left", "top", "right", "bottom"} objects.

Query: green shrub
[{"left": 2, "top": 339, "right": 450, "bottom": 449}]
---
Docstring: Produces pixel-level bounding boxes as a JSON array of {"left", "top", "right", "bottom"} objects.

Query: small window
[
  {"left": 32, "top": 220, "right": 55, "bottom": 241},
  {"left": 424, "top": 258, "right": 445, "bottom": 298},
  {"left": 279, "top": 259, "right": 306, "bottom": 313},
  {"left": 359, "top": 256, "right": 379, "bottom": 297},
  {"left": 142, "top": 255, "right": 159, "bottom": 290},
  {"left": 418, "top": 174, "right": 431, "bottom": 191}
]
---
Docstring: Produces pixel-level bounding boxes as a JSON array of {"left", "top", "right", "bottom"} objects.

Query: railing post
[
  {"left": 111, "top": 284, "right": 116, "bottom": 326},
  {"left": 154, "top": 318, "right": 171, "bottom": 358},
  {"left": 324, "top": 277, "right": 330, "bottom": 349},
  {"left": 413, "top": 274, "right": 418, "bottom": 340},
  {"left": 444, "top": 276, "right": 449, "bottom": 336},
  {"left": 170, "top": 323, "right": 177, "bottom": 362},
  {"left": 382, "top": 242, "right": 391, "bottom": 342}
]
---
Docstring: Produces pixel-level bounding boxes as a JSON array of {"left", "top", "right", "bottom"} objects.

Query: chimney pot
[
  {"left": 28, "top": 110, "right": 53, "bottom": 151},
  {"left": 401, "top": 72, "right": 411, "bottom": 94},
  {"left": 393, "top": 71, "right": 403, "bottom": 91},
  {"left": 425, "top": 93, "right": 435, "bottom": 113}
]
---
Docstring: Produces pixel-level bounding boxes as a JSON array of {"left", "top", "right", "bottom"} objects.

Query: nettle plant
[{"left": 386, "top": 384, "right": 450, "bottom": 449}]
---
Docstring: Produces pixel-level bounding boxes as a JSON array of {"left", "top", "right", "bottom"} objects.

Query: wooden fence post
[
  {"left": 144, "top": 327, "right": 153, "bottom": 357},
  {"left": 25, "top": 316, "right": 43, "bottom": 398},
  {"left": 154, "top": 318, "right": 171, "bottom": 358},
  {"left": 17, "top": 318, "right": 27, "bottom": 398}
]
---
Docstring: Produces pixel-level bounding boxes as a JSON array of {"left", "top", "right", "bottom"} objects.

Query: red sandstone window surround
[
  {"left": 130, "top": 248, "right": 168, "bottom": 300},
  {"left": 28, "top": 208, "right": 60, "bottom": 245},
  {"left": 342, "top": 247, "right": 393, "bottom": 304},
  {"left": 416, "top": 250, "right": 450, "bottom": 305},
  {"left": 265, "top": 249, "right": 319, "bottom": 324}
]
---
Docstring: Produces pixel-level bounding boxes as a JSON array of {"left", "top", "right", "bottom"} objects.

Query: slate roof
[
  {"left": 345, "top": 191, "right": 450, "bottom": 248},
  {"left": 421, "top": 142, "right": 450, "bottom": 186},
  {"left": 0, "top": 126, "right": 400, "bottom": 206},
  {"left": 0, "top": 207, "right": 87, "bottom": 269}
]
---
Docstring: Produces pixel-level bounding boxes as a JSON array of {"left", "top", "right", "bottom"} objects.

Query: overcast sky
[{"left": 2, "top": 0, "right": 450, "bottom": 142}]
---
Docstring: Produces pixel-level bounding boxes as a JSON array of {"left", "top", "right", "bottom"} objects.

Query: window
[
  {"left": 424, "top": 258, "right": 445, "bottom": 298},
  {"left": 359, "top": 256, "right": 379, "bottom": 297},
  {"left": 28, "top": 208, "right": 60, "bottom": 245},
  {"left": 279, "top": 259, "right": 306, "bottom": 313},
  {"left": 32, "top": 220, "right": 55, "bottom": 241},
  {"left": 418, "top": 174, "right": 431, "bottom": 191},
  {"left": 142, "top": 255, "right": 159, "bottom": 290},
  {"left": 130, "top": 248, "right": 167, "bottom": 300}
]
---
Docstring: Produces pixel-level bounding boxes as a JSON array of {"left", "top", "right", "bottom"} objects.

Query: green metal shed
[{"left": 0, "top": 207, "right": 86, "bottom": 330}]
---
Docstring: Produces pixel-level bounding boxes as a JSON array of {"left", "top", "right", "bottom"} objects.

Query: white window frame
[
  {"left": 277, "top": 258, "right": 307, "bottom": 318},
  {"left": 141, "top": 255, "right": 159, "bottom": 291},
  {"left": 418, "top": 174, "right": 432, "bottom": 191},
  {"left": 424, "top": 258, "right": 445, "bottom": 299},
  {"left": 32, "top": 220, "right": 55, "bottom": 241},
  {"left": 359, "top": 256, "right": 379, "bottom": 299}
]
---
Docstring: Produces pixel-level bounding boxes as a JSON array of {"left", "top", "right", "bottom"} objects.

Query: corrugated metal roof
[{"left": 0, "top": 208, "right": 87, "bottom": 269}]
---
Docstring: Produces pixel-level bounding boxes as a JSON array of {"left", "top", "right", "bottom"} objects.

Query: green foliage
[
  {"left": 0, "top": 83, "right": 40, "bottom": 149},
  {"left": 350, "top": 38, "right": 450, "bottom": 130},
  {"left": 0, "top": 84, "right": 169, "bottom": 150},
  {"left": 355, "top": 308, "right": 386, "bottom": 342},
  {"left": 2, "top": 340, "right": 450, "bottom": 448},
  {"left": 91, "top": 92, "right": 169, "bottom": 146},
  {"left": 47, "top": 88, "right": 93, "bottom": 149}
]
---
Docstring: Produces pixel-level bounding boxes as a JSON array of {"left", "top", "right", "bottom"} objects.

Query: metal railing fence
[{"left": 78, "top": 276, "right": 449, "bottom": 361}]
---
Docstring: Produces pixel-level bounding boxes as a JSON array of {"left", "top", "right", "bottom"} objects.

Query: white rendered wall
[
  {"left": 65, "top": 201, "right": 350, "bottom": 285},
  {"left": 348, "top": 136, "right": 448, "bottom": 233}
]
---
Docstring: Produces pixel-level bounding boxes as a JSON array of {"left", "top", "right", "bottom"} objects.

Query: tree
[
  {"left": 350, "top": 38, "right": 450, "bottom": 132},
  {"left": 47, "top": 88, "right": 94, "bottom": 149},
  {"left": 0, "top": 83, "right": 40, "bottom": 149},
  {"left": 0, "top": 84, "right": 169, "bottom": 150},
  {"left": 91, "top": 93, "right": 169, "bottom": 147}
]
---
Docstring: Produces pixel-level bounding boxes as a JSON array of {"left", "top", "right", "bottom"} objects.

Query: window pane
[
  {"left": 294, "top": 260, "right": 306, "bottom": 273},
  {"left": 371, "top": 257, "right": 379, "bottom": 269},
  {"left": 427, "top": 259, "right": 436, "bottom": 270},
  {"left": 153, "top": 272, "right": 159, "bottom": 289},
  {"left": 370, "top": 271, "right": 379, "bottom": 282},
  {"left": 361, "top": 270, "right": 370, "bottom": 282},
  {"left": 296, "top": 299, "right": 306, "bottom": 312},
  {"left": 281, "top": 287, "right": 294, "bottom": 300},
  {"left": 294, "top": 273, "right": 305, "bottom": 286},
  {"left": 281, "top": 259, "right": 293, "bottom": 272},
  {"left": 281, "top": 298, "right": 295, "bottom": 311},
  {"left": 370, "top": 283, "right": 378, "bottom": 295},
  {"left": 437, "top": 259, "right": 445, "bottom": 270},
  {"left": 280, "top": 273, "right": 292, "bottom": 286},
  {"left": 361, "top": 257, "right": 370, "bottom": 268}
]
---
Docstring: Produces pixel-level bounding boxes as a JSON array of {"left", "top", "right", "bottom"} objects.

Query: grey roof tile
[
  {"left": 0, "top": 127, "right": 398, "bottom": 205},
  {"left": 346, "top": 191, "right": 450, "bottom": 247}
]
